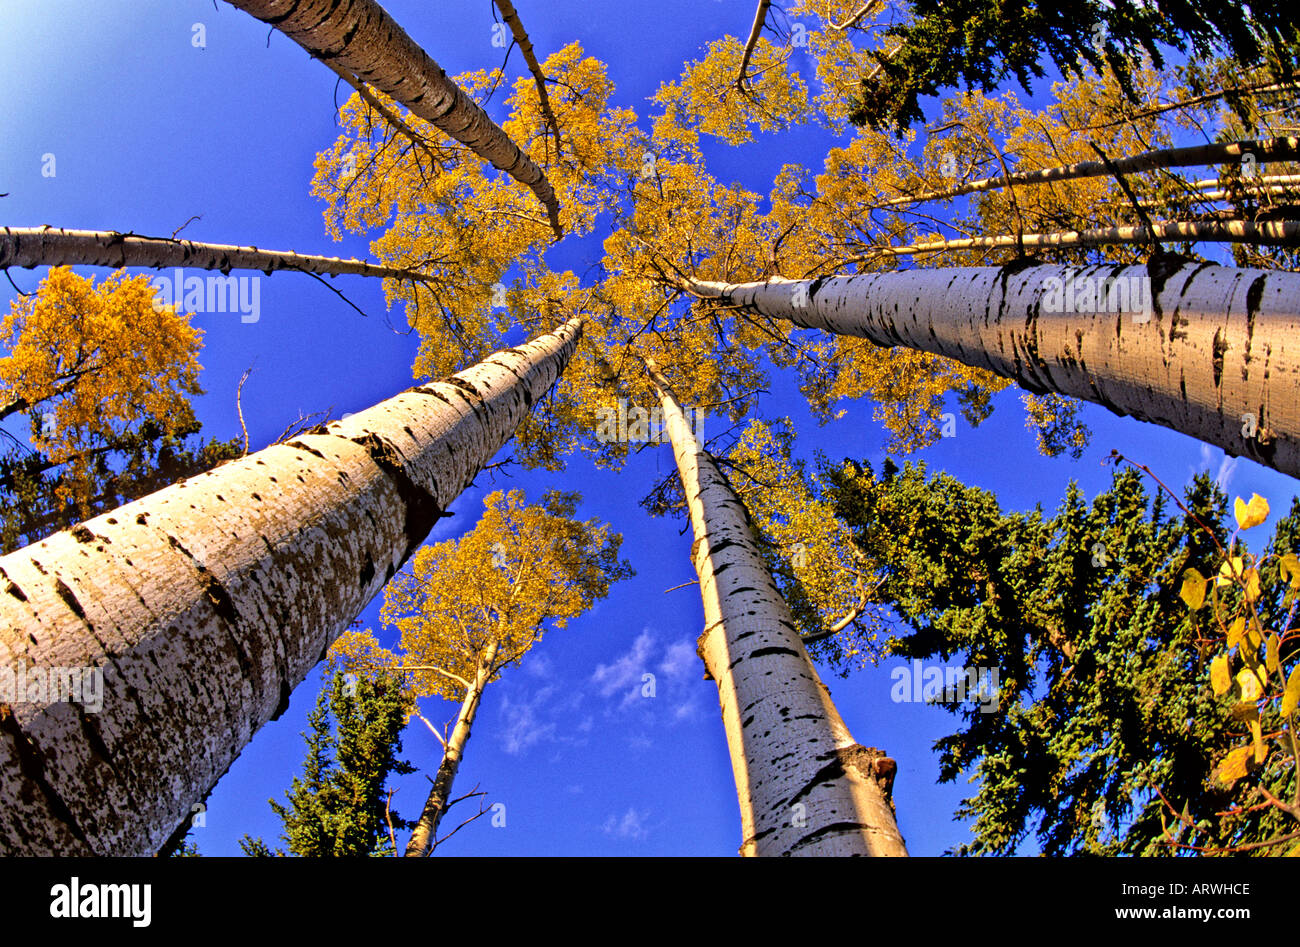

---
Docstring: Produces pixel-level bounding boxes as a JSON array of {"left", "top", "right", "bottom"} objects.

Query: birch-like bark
[
  {"left": 829, "top": 0, "right": 882, "bottom": 31},
  {"left": 646, "top": 361, "right": 907, "bottom": 857},
  {"left": 0, "top": 319, "right": 582, "bottom": 856},
  {"left": 684, "top": 263, "right": 1300, "bottom": 478},
  {"left": 1186, "top": 174, "right": 1300, "bottom": 191},
  {"left": 403, "top": 638, "right": 499, "bottom": 857},
  {"left": 1067, "top": 81, "right": 1299, "bottom": 133},
  {"left": 0, "top": 227, "right": 433, "bottom": 282},
  {"left": 226, "top": 0, "right": 563, "bottom": 239},
  {"left": 324, "top": 61, "right": 450, "bottom": 169},
  {"left": 736, "top": 0, "right": 772, "bottom": 90},
  {"left": 880, "top": 136, "right": 1300, "bottom": 209},
  {"left": 493, "top": 1, "right": 562, "bottom": 158},
  {"left": 869, "top": 219, "right": 1300, "bottom": 257}
]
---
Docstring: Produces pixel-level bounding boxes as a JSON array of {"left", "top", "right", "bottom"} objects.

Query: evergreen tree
[
  {"left": 825, "top": 459, "right": 1299, "bottom": 854},
  {"left": 241, "top": 668, "right": 415, "bottom": 857},
  {"left": 848, "top": 0, "right": 1299, "bottom": 131}
]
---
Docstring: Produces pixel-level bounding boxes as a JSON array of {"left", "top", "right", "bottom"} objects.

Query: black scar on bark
[
  {"left": 350, "top": 432, "right": 445, "bottom": 564},
  {"left": 285, "top": 440, "right": 326, "bottom": 459},
  {"left": 0, "top": 703, "right": 91, "bottom": 850},
  {"left": 786, "top": 821, "right": 877, "bottom": 855},
  {"left": 269, "top": 678, "right": 292, "bottom": 722},
  {"left": 53, "top": 577, "right": 89, "bottom": 625}
]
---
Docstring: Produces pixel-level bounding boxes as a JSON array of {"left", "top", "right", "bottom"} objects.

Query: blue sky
[{"left": 2, "top": 0, "right": 1294, "bottom": 857}]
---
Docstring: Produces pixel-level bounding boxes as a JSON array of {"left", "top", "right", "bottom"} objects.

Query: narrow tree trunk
[
  {"left": 493, "top": 1, "right": 562, "bottom": 158},
  {"left": 1186, "top": 174, "right": 1300, "bottom": 191},
  {"left": 646, "top": 360, "right": 908, "bottom": 857},
  {"left": 869, "top": 219, "right": 1300, "bottom": 257},
  {"left": 0, "top": 226, "right": 433, "bottom": 282},
  {"left": 404, "top": 639, "right": 499, "bottom": 857},
  {"left": 736, "top": 0, "right": 772, "bottom": 90},
  {"left": 879, "top": 136, "right": 1300, "bottom": 209},
  {"left": 1068, "top": 80, "right": 1299, "bottom": 134},
  {"left": 0, "top": 319, "right": 582, "bottom": 856},
  {"left": 683, "top": 263, "right": 1300, "bottom": 478},
  {"left": 829, "top": 0, "right": 882, "bottom": 31},
  {"left": 226, "top": 0, "right": 563, "bottom": 239}
]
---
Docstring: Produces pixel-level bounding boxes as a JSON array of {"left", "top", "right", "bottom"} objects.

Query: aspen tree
[
  {"left": 0, "top": 319, "right": 582, "bottom": 855},
  {"left": 646, "top": 358, "right": 907, "bottom": 856}
]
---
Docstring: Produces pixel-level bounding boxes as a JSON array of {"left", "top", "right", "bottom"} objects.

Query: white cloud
[
  {"left": 672, "top": 696, "right": 705, "bottom": 722},
  {"left": 498, "top": 685, "right": 558, "bottom": 755},
  {"left": 658, "top": 639, "right": 696, "bottom": 682},
  {"left": 591, "top": 630, "right": 656, "bottom": 699},
  {"left": 524, "top": 652, "right": 553, "bottom": 679},
  {"left": 1215, "top": 455, "right": 1239, "bottom": 492},
  {"left": 1195, "top": 443, "right": 1239, "bottom": 493},
  {"left": 602, "top": 807, "right": 650, "bottom": 841},
  {"left": 593, "top": 633, "right": 708, "bottom": 718}
]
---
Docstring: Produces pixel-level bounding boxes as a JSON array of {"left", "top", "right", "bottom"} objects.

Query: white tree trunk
[
  {"left": 493, "top": 1, "right": 561, "bottom": 157},
  {"left": 647, "top": 362, "right": 908, "bottom": 857},
  {"left": 0, "top": 226, "right": 432, "bottom": 282},
  {"left": 873, "top": 220, "right": 1300, "bottom": 256},
  {"left": 403, "top": 638, "right": 499, "bottom": 857},
  {"left": 736, "top": 0, "right": 772, "bottom": 89},
  {"left": 881, "top": 136, "right": 1300, "bottom": 208},
  {"left": 227, "top": 0, "right": 563, "bottom": 238},
  {"left": 0, "top": 319, "right": 582, "bottom": 855},
  {"left": 684, "top": 264, "right": 1300, "bottom": 478}
]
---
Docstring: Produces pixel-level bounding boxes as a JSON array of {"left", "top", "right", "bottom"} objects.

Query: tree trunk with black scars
[
  {"left": 0, "top": 227, "right": 437, "bottom": 282},
  {"left": 646, "top": 360, "right": 908, "bottom": 857},
  {"left": 0, "top": 319, "right": 582, "bottom": 856},
  {"left": 226, "top": 0, "right": 563, "bottom": 238},
  {"left": 681, "top": 262, "right": 1300, "bottom": 479}
]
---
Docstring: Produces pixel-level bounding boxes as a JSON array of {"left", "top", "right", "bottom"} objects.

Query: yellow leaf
[
  {"left": 1234, "top": 494, "right": 1269, "bottom": 530},
  {"left": 1266, "top": 633, "right": 1280, "bottom": 674},
  {"left": 1237, "top": 668, "right": 1263, "bottom": 701},
  {"left": 1216, "top": 746, "right": 1253, "bottom": 785},
  {"left": 1210, "top": 655, "right": 1232, "bottom": 696},
  {"left": 1227, "top": 616, "right": 1247, "bottom": 650},
  {"left": 1216, "top": 557, "right": 1245, "bottom": 586},
  {"left": 1179, "top": 568, "right": 1206, "bottom": 610},
  {"left": 1282, "top": 665, "right": 1300, "bottom": 717},
  {"left": 1280, "top": 552, "right": 1300, "bottom": 587},
  {"left": 1229, "top": 701, "right": 1259, "bottom": 722}
]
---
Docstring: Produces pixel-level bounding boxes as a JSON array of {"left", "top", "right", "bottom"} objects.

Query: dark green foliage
[
  {"left": 849, "top": 0, "right": 1299, "bottom": 131},
  {"left": 240, "top": 669, "right": 415, "bottom": 857},
  {"left": 826, "top": 459, "right": 1298, "bottom": 854}
]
